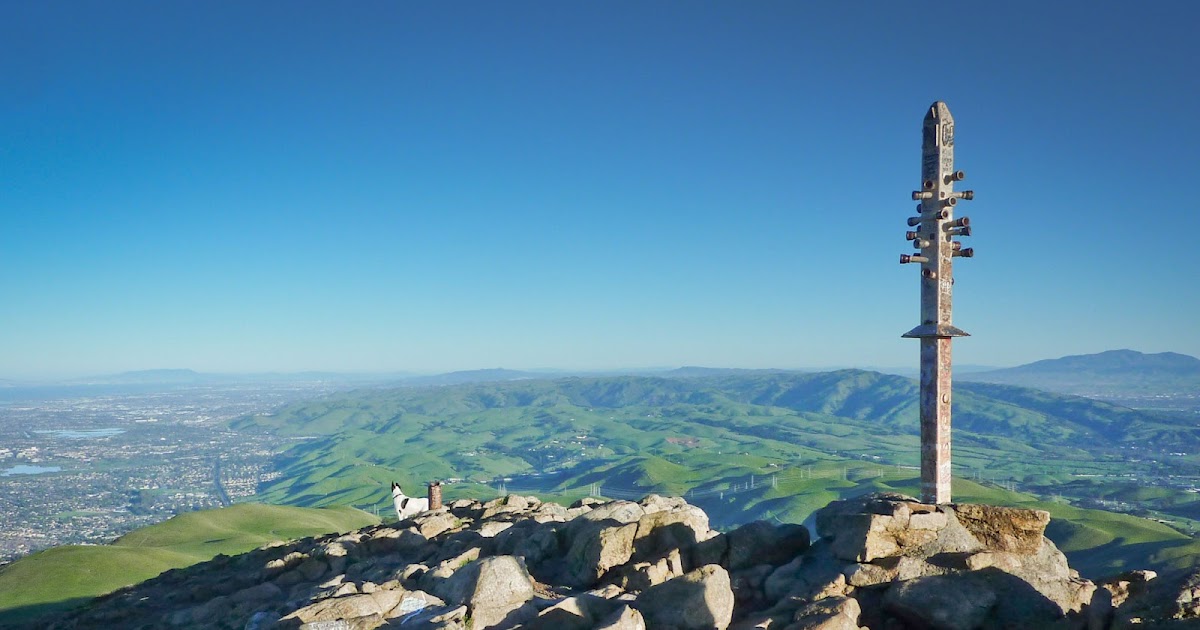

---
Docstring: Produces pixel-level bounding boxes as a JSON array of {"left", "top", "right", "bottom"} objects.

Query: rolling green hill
[
  {"left": 225, "top": 370, "right": 1200, "bottom": 578},
  {"left": 0, "top": 503, "right": 378, "bottom": 626},
  {"left": 10, "top": 361, "right": 1200, "bottom": 626}
]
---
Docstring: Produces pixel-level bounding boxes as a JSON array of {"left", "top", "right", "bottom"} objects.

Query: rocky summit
[{"left": 39, "top": 493, "right": 1200, "bottom": 629}]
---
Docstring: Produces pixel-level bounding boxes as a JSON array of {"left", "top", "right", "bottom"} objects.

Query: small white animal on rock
[{"left": 391, "top": 482, "right": 430, "bottom": 521}]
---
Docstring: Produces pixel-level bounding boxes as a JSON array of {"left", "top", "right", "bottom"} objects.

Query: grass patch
[{"left": 0, "top": 504, "right": 378, "bottom": 626}]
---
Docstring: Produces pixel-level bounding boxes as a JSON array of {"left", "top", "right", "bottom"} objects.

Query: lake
[
  {"left": 33, "top": 428, "right": 125, "bottom": 439},
  {"left": 1, "top": 465, "right": 62, "bottom": 476}
]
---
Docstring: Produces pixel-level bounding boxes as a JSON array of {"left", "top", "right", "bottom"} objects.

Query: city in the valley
[{"left": 0, "top": 381, "right": 347, "bottom": 563}]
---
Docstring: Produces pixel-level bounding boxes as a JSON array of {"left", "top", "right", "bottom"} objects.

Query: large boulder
[
  {"left": 813, "top": 493, "right": 1094, "bottom": 628},
  {"left": 563, "top": 520, "right": 639, "bottom": 587},
  {"left": 815, "top": 494, "right": 979, "bottom": 563},
  {"left": 636, "top": 564, "right": 735, "bottom": 630},
  {"left": 632, "top": 501, "right": 713, "bottom": 563},
  {"left": 1110, "top": 568, "right": 1200, "bottom": 629},
  {"left": 438, "top": 555, "right": 536, "bottom": 629},
  {"left": 727, "top": 521, "right": 810, "bottom": 571},
  {"left": 950, "top": 503, "right": 1050, "bottom": 555},
  {"left": 884, "top": 573, "right": 997, "bottom": 630}
]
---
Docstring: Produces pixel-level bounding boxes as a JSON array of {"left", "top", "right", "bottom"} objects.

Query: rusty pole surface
[
  {"left": 900, "top": 102, "right": 974, "bottom": 505},
  {"left": 428, "top": 481, "right": 443, "bottom": 510}
]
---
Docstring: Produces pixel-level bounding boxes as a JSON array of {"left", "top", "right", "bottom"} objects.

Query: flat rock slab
[{"left": 950, "top": 504, "right": 1049, "bottom": 555}]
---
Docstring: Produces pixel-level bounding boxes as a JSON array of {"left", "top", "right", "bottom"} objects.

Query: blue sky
[{"left": 2, "top": 1, "right": 1197, "bottom": 377}]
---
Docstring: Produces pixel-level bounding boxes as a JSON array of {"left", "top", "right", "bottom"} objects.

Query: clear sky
[{"left": 2, "top": 1, "right": 1197, "bottom": 378}]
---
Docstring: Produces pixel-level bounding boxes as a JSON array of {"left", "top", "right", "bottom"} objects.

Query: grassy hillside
[
  {"left": 232, "top": 372, "right": 1199, "bottom": 510},
  {"left": 0, "top": 503, "right": 378, "bottom": 626},
  {"left": 221, "top": 371, "right": 1200, "bottom": 579}
]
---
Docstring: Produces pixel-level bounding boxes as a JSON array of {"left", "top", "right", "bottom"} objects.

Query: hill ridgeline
[
  {"left": 42, "top": 493, "right": 1200, "bottom": 630},
  {"left": 962, "top": 349, "right": 1200, "bottom": 397}
]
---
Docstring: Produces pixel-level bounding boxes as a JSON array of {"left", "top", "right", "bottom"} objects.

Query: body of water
[
  {"left": 33, "top": 428, "right": 125, "bottom": 439},
  {"left": 1, "top": 465, "right": 63, "bottom": 476}
]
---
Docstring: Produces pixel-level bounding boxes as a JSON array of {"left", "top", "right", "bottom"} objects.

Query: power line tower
[{"left": 900, "top": 101, "right": 975, "bottom": 505}]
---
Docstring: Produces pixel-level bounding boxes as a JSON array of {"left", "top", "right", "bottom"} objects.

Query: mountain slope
[
  {"left": 228, "top": 370, "right": 1200, "bottom": 533},
  {"left": 962, "top": 349, "right": 1200, "bottom": 397}
]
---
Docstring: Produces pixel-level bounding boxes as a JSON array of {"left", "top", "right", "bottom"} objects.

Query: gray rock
[
  {"left": 420, "top": 548, "right": 482, "bottom": 594},
  {"left": 1089, "top": 569, "right": 1156, "bottom": 630},
  {"left": 440, "top": 555, "right": 535, "bottom": 629},
  {"left": 815, "top": 494, "right": 986, "bottom": 564},
  {"left": 320, "top": 542, "right": 352, "bottom": 558},
  {"left": 481, "top": 494, "right": 537, "bottom": 519},
  {"left": 366, "top": 588, "right": 405, "bottom": 617},
  {"left": 632, "top": 503, "right": 712, "bottom": 563},
  {"left": 1109, "top": 568, "right": 1200, "bottom": 629},
  {"left": 636, "top": 564, "right": 734, "bottom": 630},
  {"left": 382, "top": 590, "right": 445, "bottom": 620},
  {"left": 594, "top": 604, "right": 648, "bottom": 630},
  {"left": 765, "top": 542, "right": 846, "bottom": 605},
  {"left": 412, "top": 511, "right": 461, "bottom": 539},
  {"left": 619, "top": 550, "right": 686, "bottom": 592},
  {"left": 266, "top": 551, "right": 309, "bottom": 575},
  {"left": 786, "top": 596, "right": 862, "bottom": 630},
  {"left": 513, "top": 524, "right": 562, "bottom": 567},
  {"left": 563, "top": 521, "right": 638, "bottom": 587},
  {"left": 693, "top": 532, "right": 730, "bottom": 569},
  {"left": 533, "top": 502, "right": 570, "bottom": 523},
  {"left": 299, "top": 558, "right": 331, "bottom": 582},
  {"left": 300, "top": 615, "right": 383, "bottom": 630},
  {"left": 524, "top": 593, "right": 623, "bottom": 629},
  {"left": 283, "top": 593, "right": 390, "bottom": 625},
  {"left": 478, "top": 521, "right": 514, "bottom": 538},
  {"left": 884, "top": 573, "right": 997, "bottom": 630},
  {"left": 949, "top": 503, "right": 1050, "bottom": 555},
  {"left": 574, "top": 500, "right": 646, "bottom": 526},
  {"left": 730, "top": 564, "right": 774, "bottom": 608},
  {"left": 389, "top": 603, "right": 469, "bottom": 629},
  {"left": 232, "top": 581, "right": 284, "bottom": 605},
  {"left": 639, "top": 494, "right": 689, "bottom": 514},
  {"left": 728, "top": 521, "right": 810, "bottom": 571}
]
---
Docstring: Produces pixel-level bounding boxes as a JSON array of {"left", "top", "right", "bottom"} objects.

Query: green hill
[
  {"left": 222, "top": 370, "right": 1200, "bottom": 579},
  {"left": 0, "top": 503, "right": 378, "bottom": 626},
  {"left": 231, "top": 372, "right": 1198, "bottom": 511}
]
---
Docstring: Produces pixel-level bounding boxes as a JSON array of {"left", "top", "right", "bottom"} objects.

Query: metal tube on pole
[{"left": 900, "top": 102, "right": 975, "bottom": 505}]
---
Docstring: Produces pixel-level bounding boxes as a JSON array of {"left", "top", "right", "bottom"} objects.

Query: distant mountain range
[
  {"left": 60, "top": 369, "right": 413, "bottom": 387},
  {"left": 15, "top": 349, "right": 1199, "bottom": 402},
  {"left": 49, "top": 366, "right": 796, "bottom": 388},
  {"left": 961, "top": 349, "right": 1200, "bottom": 398}
]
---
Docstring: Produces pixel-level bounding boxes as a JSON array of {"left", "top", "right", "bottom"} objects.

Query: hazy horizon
[{"left": 1, "top": 350, "right": 1188, "bottom": 383}]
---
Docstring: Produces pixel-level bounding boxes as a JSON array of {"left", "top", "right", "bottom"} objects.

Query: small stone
[
  {"left": 594, "top": 604, "right": 648, "bottom": 630},
  {"left": 478, "top": 521, "right": 514, "bottom": 538},
  {"left": 789, "top": 595, "right": 862, "bottom": 630}
]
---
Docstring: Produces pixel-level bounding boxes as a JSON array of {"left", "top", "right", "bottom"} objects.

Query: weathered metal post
[
  {"left": 900, "top": 101, "right": 974, "bottom": 504},
  {"left": 427, "top": 481, "right": 443, "bottom": 511}
]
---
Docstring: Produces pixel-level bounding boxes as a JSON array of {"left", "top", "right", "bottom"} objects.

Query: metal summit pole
[{"left": 900, "top": 101, "right": 975, "bottom": 505}]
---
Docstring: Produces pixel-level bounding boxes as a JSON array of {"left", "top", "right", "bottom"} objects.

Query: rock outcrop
[{"left": 39, "top": 492, "right": 1186, "bottom": 629}]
